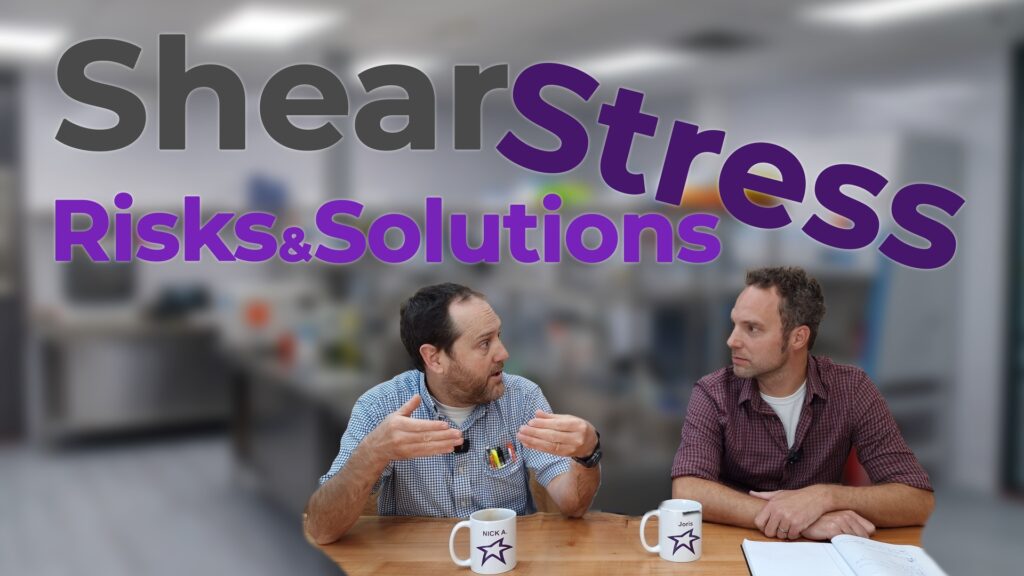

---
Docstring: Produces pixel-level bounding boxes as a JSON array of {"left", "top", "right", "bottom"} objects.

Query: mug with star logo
[
  {"left": 449, "top": 508, "right": 517, "bottom": 574},
  {"left": 640, "top": 499, "right": 703, "bottom": 562}
]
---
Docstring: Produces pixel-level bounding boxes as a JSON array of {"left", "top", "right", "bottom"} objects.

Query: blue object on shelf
[{"left": 247, "top": 174, "right": 289, "bottom": 213}]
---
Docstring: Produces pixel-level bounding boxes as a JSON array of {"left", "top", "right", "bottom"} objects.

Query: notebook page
[
  {"left": 831, "top": 535, "right": 949, "bottom": 576},
  {"left": 741, "top": 540, "right": 856, "bottom": 576}
]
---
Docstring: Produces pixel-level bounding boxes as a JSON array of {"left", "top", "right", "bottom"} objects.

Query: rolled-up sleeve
[
  {"left": 671, "top": 384, "right": 724, "bottom": 480},
  {"left": 851, "top": 376, "right": 933, "bottom": 491},
  {"left": 319, "top": 394, "right": 393, "bottom": 491}
]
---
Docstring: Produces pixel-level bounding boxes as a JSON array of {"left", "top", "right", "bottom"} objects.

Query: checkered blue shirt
[{"left": 319, "top": 370, "right": 573, "bottom": 518}]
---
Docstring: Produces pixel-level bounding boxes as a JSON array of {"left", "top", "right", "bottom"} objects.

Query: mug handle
[
  {"left": 449, "top": 520, "right": 472, "bottom": 567},
  {"left": 640, "top": 510, "right": 660, "bottom": 553}
]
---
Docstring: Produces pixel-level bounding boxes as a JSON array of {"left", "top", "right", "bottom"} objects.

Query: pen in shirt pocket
[{"left": 485, "top": 444, "right": 517, "bottom": 469}]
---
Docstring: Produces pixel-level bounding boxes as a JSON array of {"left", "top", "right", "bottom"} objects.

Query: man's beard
[
  {"left": 735, "top": 352, "right": 787, "bottom": 381},
  {"left": 445, "top": 359, "right": 504, "bottom": 405},
  {"left": 733, "top": 338, "right": 789, "bottom": 380}
]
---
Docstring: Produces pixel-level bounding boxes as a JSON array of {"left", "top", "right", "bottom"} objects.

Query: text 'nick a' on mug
[
  {"left": 449, "top": 508, "right": 517, "bottom": 574},
  {"left": 640, "top": 499, "right": 703, "bottom": 562}
]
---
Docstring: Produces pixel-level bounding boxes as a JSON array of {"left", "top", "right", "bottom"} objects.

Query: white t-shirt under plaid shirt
[{"left": 319, "top": 370, "right": 573, "bottom": 517}]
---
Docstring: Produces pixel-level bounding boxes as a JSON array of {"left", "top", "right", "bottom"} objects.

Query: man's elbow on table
[
  {"left": 908, "top": 486, "right": 936, "bottom": 526},
  {"left": 560, "top": 502, "right": 589, "bottom": 519},
  {"left": 306, "top": 521, "right": 339, "bottom": 546},
  {"left": 304, "top": 510, "right": 332, "bottom": 546},
  {"left": 923, "top": 489, "right": 936, "bottom": 519},
  {"left": 546, "top": 468, "right": 600, "bottom": 518},
  {"left": 304, "top": 494, "right": 353, "bottom": 545},
  {"left": 308, "top": 525, "right": 341, "bottom": 547},
  {"left": 305, "top": 514, "right": 345, "bottom": 546}
]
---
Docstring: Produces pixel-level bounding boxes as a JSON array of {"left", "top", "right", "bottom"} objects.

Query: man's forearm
[
  {"left": 547, "top": 464, "right": 601, "bottom": 518},
  {"left": 305, "top": 441, "right": 388, "bottom": 545},
  {"left": 672, "top": 476, "right": 765, "bottom": 529},
  {"left": 824, "top": 483, "right": 934, "bottom": 527}
]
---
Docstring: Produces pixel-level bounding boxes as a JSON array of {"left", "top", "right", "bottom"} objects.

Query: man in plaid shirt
[
  {"left": 306, "top": 283, "right": 602, "bottom": 544},
  {"left": 672, "top": 267, "right": 934, "bottom": 541}
]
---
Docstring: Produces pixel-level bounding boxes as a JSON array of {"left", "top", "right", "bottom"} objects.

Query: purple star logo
[
  {"left": 668, "top": 529, "right": 700, "bottom": 555},
  {"left": 476, "top": 537, "right": 513, "bottom": 566}
]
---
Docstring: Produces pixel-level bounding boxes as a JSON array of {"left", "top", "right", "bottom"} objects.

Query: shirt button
[
  {"left": 458, "top": 466, "right": 466, "bottom": 474},
  {"left": 462, "top": 497, "right": 470, "bottom": 506}
]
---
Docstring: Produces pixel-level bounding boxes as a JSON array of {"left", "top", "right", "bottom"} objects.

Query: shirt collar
[
  {"left": 416, "top": 372, "right": 440, "bottom": 417},
  {"left": 805, "top": 356, "right": 829, "bottom": 403},
  {"left": 737, "top": 355, "right": 829, "bottom": 408}
]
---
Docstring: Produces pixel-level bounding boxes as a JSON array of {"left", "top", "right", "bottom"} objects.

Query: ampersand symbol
[{"left": 280, "top": 227, "right": 313, "bottom": 262}]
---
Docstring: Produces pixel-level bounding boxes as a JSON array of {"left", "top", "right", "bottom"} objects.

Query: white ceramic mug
[
  {"left": 449, "top": 508, "right": 517, "bottom": 574},
  {"left": 640, "top": 499, "right": 702, "bottom": 562}
]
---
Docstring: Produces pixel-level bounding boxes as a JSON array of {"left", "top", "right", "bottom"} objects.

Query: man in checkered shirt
[
  {"left": 672, "top": 267, "right": 935, "bottom": 542},
  {"left": 306, "top": 283, "right": 602, "bottom": 544}
]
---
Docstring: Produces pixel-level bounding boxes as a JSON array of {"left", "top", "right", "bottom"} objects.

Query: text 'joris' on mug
[
  {"left": 449, "top": 508, "right": 517, "bottom": 574},
  {"left": 640, "top": 499, "right": 703, "bottom": 563}
]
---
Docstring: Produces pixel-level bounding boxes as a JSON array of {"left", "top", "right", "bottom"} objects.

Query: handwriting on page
[{"left": 833, "top": 536, "right": 946, "bottom": 576}]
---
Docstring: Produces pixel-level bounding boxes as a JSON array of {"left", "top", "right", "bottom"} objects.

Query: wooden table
[{"left": 314, "top": 512, "right": 923, "bottom": 575}]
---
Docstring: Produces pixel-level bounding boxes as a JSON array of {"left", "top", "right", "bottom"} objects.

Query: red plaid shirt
[{"left": 671, "top": 356, "right": 932, "bottom": 492}]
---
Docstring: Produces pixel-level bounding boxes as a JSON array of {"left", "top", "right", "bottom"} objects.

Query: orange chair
[{"left": 842, "top": 447, "right": 871, "bottom": 487}]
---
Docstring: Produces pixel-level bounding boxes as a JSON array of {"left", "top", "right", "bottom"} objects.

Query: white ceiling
[{"left": 3, "top": 0, "right": 1024, "bottom": 90}]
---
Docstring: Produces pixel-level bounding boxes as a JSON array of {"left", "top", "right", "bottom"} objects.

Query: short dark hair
[
  {"left": 400, "top": 283, "right": 485, "bottom": 371},
  {"left": 745, "top": 266, "right": 826, "bottom": 349}
]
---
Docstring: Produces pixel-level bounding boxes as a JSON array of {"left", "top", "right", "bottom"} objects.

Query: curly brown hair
[{"left": 745, "top": 266, "right": 826, "bottom": 350}]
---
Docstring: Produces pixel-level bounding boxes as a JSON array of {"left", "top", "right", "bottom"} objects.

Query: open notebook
[{"left": 742, "top": 535, "right": 947, "bottom": 576}]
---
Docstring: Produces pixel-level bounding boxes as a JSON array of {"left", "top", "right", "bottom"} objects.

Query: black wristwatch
[{"left": 572, "top": 430, "right": 602, "bottom": 468}]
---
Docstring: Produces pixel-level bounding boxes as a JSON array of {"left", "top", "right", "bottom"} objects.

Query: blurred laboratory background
[{"left": 2, "top": 0, "right": 1024, "bottom": 574}]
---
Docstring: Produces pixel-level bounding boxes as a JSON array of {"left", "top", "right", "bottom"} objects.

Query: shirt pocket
[{"left": 480, "top": 454, "right": 527, "bottom": 508}]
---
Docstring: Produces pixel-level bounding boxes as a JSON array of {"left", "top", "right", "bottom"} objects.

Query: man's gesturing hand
[
  {"left": 516, "top": 410, "right": 598, "bottom": 459},
  {"left": 750, "top": 485, "right": 834, "bottom": 540},
  {"left": 366, "top": 395, "right": 463, "bottom": 463}
]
